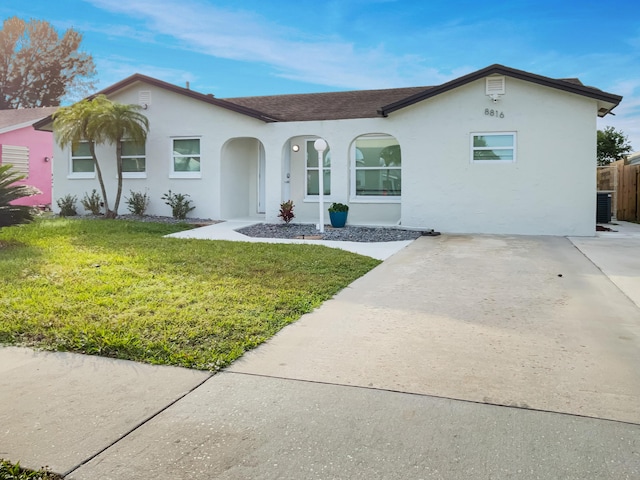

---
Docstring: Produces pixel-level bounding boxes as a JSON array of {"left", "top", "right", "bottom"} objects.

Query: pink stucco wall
[{"left": 0, "top": 125, "right": 53, "bottom": 207}]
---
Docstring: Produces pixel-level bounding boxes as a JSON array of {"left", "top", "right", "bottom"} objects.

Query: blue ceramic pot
[{"left": 329, "top": 211, "right": 348, "bottom": 228}]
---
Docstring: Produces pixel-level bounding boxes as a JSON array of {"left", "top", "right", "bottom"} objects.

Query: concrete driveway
[
  {"left": 2, "top": 225, "right": 640, "bottom": 479},
  {"left": 229, "top": 233, "right": 640, "bottom": 424}
]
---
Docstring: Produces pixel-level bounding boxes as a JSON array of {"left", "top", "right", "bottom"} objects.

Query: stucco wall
[
  {"left": 394, "top": 78, "right": 597, "bottom": 236},
  {"left": 51, "top": 76, "right": 598, "bottom": 235},
  {"left": 1, "top": 125, "right": 53, "bottom": 207},
  {"left": 52, "top": 83, "right": 267, "bottom": 218}
]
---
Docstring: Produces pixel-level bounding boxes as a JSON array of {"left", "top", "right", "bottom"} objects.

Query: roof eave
[
  {"left": 379, "top": 64, "right": 623, "bottom": 116},
  {"left": 36, "top": 74, "right": 281, "bottom": 126},
  {"left": 33, "top": 116, "right": 53, "bottom": 131},
  {"left": 98, "top": 74, "right": 280, "bottom": 122}
]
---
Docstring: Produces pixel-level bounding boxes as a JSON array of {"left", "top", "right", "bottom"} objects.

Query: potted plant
[{"left": 328, "top": 202, "right": 349, "bottom": 228}]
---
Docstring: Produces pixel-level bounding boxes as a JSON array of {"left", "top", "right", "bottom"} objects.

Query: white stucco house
[{"left": 36, "top": 64, "right": 621, "bottom": 235}]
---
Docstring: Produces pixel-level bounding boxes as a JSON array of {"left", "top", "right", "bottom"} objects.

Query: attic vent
[
  {"left": 139, "top": 90, "right": 151, "bottom": 108},
  {"left": 486, "top": 76, "right": 506, "bottom": 95},
  {"left": 1, "top": 145, "right": 29, "bottom": 175}
]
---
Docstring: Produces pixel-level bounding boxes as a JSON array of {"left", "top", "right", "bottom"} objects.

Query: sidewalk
[
  {"left": 1, "top": 223, "right": 639, "bottom": 479},
  {"left": 569, "top": 220, "right": 640, "bottom": 308}
]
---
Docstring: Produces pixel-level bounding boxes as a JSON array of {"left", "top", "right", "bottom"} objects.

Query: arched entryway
[{"left": 220, "top": 137, "right": 265, "bottom": 220}]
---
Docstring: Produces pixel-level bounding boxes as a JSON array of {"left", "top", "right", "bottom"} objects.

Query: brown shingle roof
[
  {"left": 33, "top": 64, "right": 622, "bottom": 130},
  {"left": 0, "top": 107, "right": 58, "bottom": 130},
  {"left": 223, "top": 86, "right": 431, "bottom": 121}
]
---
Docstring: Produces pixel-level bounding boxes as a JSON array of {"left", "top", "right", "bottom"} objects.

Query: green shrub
[
  {"left": 278, "top": 200, "right": 295, "bottom": 224},
  {"left": 328, "top": 202, "right": 349, "bottom": 213},
  {"left": 80, "top": 189, "right": 102, "bottom": 215},
  {"left": 161, "top": 190, "right": 195, "bottom": 220},
  {"left": 0, "top": 165, "right": 41, "bottom": 227},
  {"left": 56, "top": 194, "right": 77, "bottom": 217},
  {"left": 125, "top": 190, "right": 150, "bottom": 215}
]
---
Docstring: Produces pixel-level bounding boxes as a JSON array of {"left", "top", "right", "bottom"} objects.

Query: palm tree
[
  {"left": 92, "top": 101, "right": 149, "bottom": 217},
  {"left": 53, "top": 95, "right": 149, "bottom": 218},
  {"left": 53, "top": 95, "right": 112, "bottom": 215},
  {"left": 0, "top": 164, "right": 41, "bottom": 227}
]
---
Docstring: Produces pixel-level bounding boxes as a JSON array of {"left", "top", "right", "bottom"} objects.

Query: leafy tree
[
  {"left": 0, "top": 164, "right": 41, "bottom": 227},
  {"left": 0, "top": 16, "right": 96, "bottom": 108},
  {"left": 53, "top": 95, "right": 149, "bottom": 218},
  {"left": 597, "top": 126, "right": 632, "bottom": 166}
]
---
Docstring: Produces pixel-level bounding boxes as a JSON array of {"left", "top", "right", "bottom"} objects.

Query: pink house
[{"left": 0, "top": 107, "right": 57, "bottom": 208}]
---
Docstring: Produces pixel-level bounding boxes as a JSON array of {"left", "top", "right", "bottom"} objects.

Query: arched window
[{"left": 352, "top": 134, "right": 400, "bottom": 198}]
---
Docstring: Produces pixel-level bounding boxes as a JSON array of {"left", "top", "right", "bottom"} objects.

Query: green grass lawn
[{"left": 0, "top": 218, "right": 380, "bottom": 370}]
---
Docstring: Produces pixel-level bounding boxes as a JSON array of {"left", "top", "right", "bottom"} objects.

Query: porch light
[{"left": 314, "top": 138, "right": 327, "bottom": 233}]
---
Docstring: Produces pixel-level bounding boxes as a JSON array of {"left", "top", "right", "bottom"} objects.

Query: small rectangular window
[
  {"left": 70, "top": 141, "right": 95, "bottom": 177},
  {"left": 122, "top": 140, "right": 146, "bottom": 177},
  {"left": 171, "top": 137, "right": 201, "bottom": 178},
  {"left": 1, "top": 145, "right": 29, "bottom": 176},
  {"left": 471, "top": 132, "right": 516, "bottom": 163}
]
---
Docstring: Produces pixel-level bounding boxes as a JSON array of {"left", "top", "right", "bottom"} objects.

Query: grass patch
[
  {"left": 0, "top": 460, "right": 61, "bottom": 480},
  {"left": 0, "top": 218, "right": 380, "bottom": 370}
]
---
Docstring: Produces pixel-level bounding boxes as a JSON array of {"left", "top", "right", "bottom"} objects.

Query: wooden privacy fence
[{"left": 599, "top": 160, "right": 640, "bottom": 221}]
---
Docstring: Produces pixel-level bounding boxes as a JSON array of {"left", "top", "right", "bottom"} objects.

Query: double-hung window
[
  {"left": 70, "top": 141, "right": 94, "bottom": 178},
  {"left": 121, "top": 140, "right": 146, "bottom": 178},
  {"left": 471, "top": 132, "right": 516, "bottom": 163},
  {"left": 171, "top": 138, "right": 201, "bottom": 178},
  {"left": 305, "top": 139, "right": 331, "bottom": 197},
  {"left": 352, "top": 135, "right": 401, "bottom": 199}
]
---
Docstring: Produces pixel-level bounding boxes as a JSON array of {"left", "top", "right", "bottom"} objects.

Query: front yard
[{"left": 0, "top": 218, "right": 379, "bottom": 370}]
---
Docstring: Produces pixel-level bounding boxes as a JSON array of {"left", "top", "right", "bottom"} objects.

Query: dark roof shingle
[
  {"left": 223, "top": 86, "right": 432, "bottom": 121},
  {"left": 0, "top": 107, "right": 58, "bottom": 130}
]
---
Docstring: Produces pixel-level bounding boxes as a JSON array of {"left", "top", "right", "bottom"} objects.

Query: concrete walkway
[
  {"left": 1, "top": 222, "right": 639, "bottom": 479},
  {"left": 165, "top": 220, "right": 415, "bottom": 260}
]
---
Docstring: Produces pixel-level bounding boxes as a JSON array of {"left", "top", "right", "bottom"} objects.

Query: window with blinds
[{"left": 1, "top": 145, "right": 29, "bottom": 176}]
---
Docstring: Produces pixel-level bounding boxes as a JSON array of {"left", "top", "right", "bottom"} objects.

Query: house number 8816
[{"left": 485, "top": 108, "right": 505, "bottom": 118}]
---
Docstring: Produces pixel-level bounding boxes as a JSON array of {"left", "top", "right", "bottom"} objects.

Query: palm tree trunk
[
  {"left": 90, "top": 142, "right": 111, "bottom": 217},
  {"left": 113, "top": 140, "right": 124, "bottom": 217}
]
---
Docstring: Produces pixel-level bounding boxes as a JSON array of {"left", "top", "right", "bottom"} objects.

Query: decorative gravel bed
[
  {"left": 237, "top": 223, "right": 426, "bottom": 242},
  {"left": 68, "top": 215, "right": 430, "bottom": 242}
]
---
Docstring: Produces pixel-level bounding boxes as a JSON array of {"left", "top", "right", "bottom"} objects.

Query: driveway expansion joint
[
  {"left": 61, "top": 372, "right": 215, "bottom": 478},
  {"left": 225, "top": 371, "right": 640, "bottom": 427}
]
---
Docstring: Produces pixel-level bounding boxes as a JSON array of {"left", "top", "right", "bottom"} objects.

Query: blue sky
[{"left": 2, "top": 0, "right": 639, "bottom": 150}]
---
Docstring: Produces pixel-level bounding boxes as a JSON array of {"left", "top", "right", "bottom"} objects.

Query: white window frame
[
  {"left": 68, "top": 140, "right": 95, "bottom": 179},
  {"left": 350, "top": 135, "right": 401, "bottom": 203},
  {"left": 470, "top": 132, "right": 517, "bottom": 164},
  {"left": 304, "top": 138, "right": 331, "bottom": 201},
  {"left": 170, "top": 136, "right": 202, "bottom": 179},
  {"left": 121, "top": 140, "right": 147, "bottom": 179}
]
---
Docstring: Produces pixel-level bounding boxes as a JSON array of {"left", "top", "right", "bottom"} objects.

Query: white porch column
[{"left": 314, "top": 138, "right": 328, "bottom": 232}]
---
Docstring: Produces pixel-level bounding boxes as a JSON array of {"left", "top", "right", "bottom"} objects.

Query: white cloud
[{"left": 83, "top": 0, "right": 460, "bottom": 89}]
